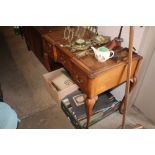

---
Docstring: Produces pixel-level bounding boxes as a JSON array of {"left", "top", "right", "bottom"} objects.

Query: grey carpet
[{"left": 0, "top": 27, "right": 56, "bottom": 119}]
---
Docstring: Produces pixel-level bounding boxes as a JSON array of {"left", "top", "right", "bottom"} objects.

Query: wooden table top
[{"left": 43, "top": 27, "right": 142, "bottom": 79}]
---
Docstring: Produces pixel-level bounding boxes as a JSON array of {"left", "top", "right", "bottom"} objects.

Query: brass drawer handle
[{"left": 76, "top": 75, "right": 84, "bottom": 84}]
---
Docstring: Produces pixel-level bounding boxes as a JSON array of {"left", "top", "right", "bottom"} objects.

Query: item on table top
[
  {"left": 112, "top": 48, "right": 129, "bottom": 62},
  {"left": 75, "top": 39, "right": 86, "bottom": 45},
  {"left": 116, "top": 26, "right": 124, "bottom": 42},
  {"left": 75, "top": 50, "right": 88, "bottom": 58},
  {"left": 98, "top": 46, "right": 109, "bottom": 52},
  {"left": 64, "top": 27, "right": 74, "bottom": 44},
  {"left": 71, "top": 40, "right": 91, "bottom": 52},
  {"left": 91, "top": 46, "right": 114, "bottom": 62},
  {"left": 93, "top": 35, "right": 110, "bottom": 45},
  {"left": 106, "top": 26, "right": 123, "bottom": 50}
]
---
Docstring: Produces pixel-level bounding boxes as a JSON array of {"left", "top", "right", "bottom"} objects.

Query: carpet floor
[{"left": 0, "top": 27, "right": 55, "bottom": 119}]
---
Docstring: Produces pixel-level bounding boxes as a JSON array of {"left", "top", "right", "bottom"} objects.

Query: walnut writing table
[{"left": 42, "top": 28, "right": 142, "bottom": 128}]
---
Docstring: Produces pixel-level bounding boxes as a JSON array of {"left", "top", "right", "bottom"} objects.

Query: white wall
[
  {"left": 134, "top": 50, "right": 155, "bottom": 123},
  {"left": 129, "top": 27, "right": 155, "bottom": 109},
  {"left": 98, "top": 26, "right": 145, "bottom": 101}
]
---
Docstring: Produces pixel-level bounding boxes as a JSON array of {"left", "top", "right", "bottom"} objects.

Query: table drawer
[
  {"left": 45, "top": 41, "right": 55, "bottom": 59},
  {"left": 43, "top": 68, "right": 79, "bottom": 104},
  {"left": 56, "top": 48, "right": 72, "bottom": 71},
  {"left": 70, "top": 61, "right": 88, "bottom": 94}
]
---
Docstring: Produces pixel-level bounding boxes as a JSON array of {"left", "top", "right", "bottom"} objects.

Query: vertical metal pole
[{"left": 122, "top": 26, "right": 134, "bottom": 129}]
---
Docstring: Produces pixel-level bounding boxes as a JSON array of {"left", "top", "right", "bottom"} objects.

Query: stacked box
[{"left": 61, "top": 90, "right": 121, "bottom": 129}]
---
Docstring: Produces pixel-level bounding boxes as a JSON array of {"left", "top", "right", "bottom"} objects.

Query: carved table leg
[
  {"left": 119, "top": 77, "right": 137, "bottom": 114},
  {"left": 85, "top": 96, "right": 98, "bottom": 129}
]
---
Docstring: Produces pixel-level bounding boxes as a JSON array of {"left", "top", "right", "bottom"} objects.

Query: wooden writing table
[{"left": 43, "top": 28, "right": 142, "bottom": 128}]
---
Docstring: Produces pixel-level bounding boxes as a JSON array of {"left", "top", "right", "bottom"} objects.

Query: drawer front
[
  {"left": 45, "top": 41, "right": 55, "bottom": 58},
  {"left": 43, "top": 40, "right": 59, "bottom": 63},
  {"left": 56, "top": 48, "right": 72, "bottom": 71},
  {"left": 47, "top": 42, "right": 52, "bottom": 51},
  {"left": 43, "top": 40, "right": 51, "bottom": 55},
  {"left": 70, "top": 61, "right": 88, "bottom": 94},
  {"left": 55, "top": 48, "right": 89, "bottom": 94}
]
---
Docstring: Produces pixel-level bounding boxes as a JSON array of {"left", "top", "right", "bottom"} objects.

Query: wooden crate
[{"left": 43, "top": 68, "right": 79, "bottom": 104}]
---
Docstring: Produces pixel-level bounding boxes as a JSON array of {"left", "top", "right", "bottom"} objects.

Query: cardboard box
[{"left": 43, "top": 68, "right": 79, "bottom": 104}]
